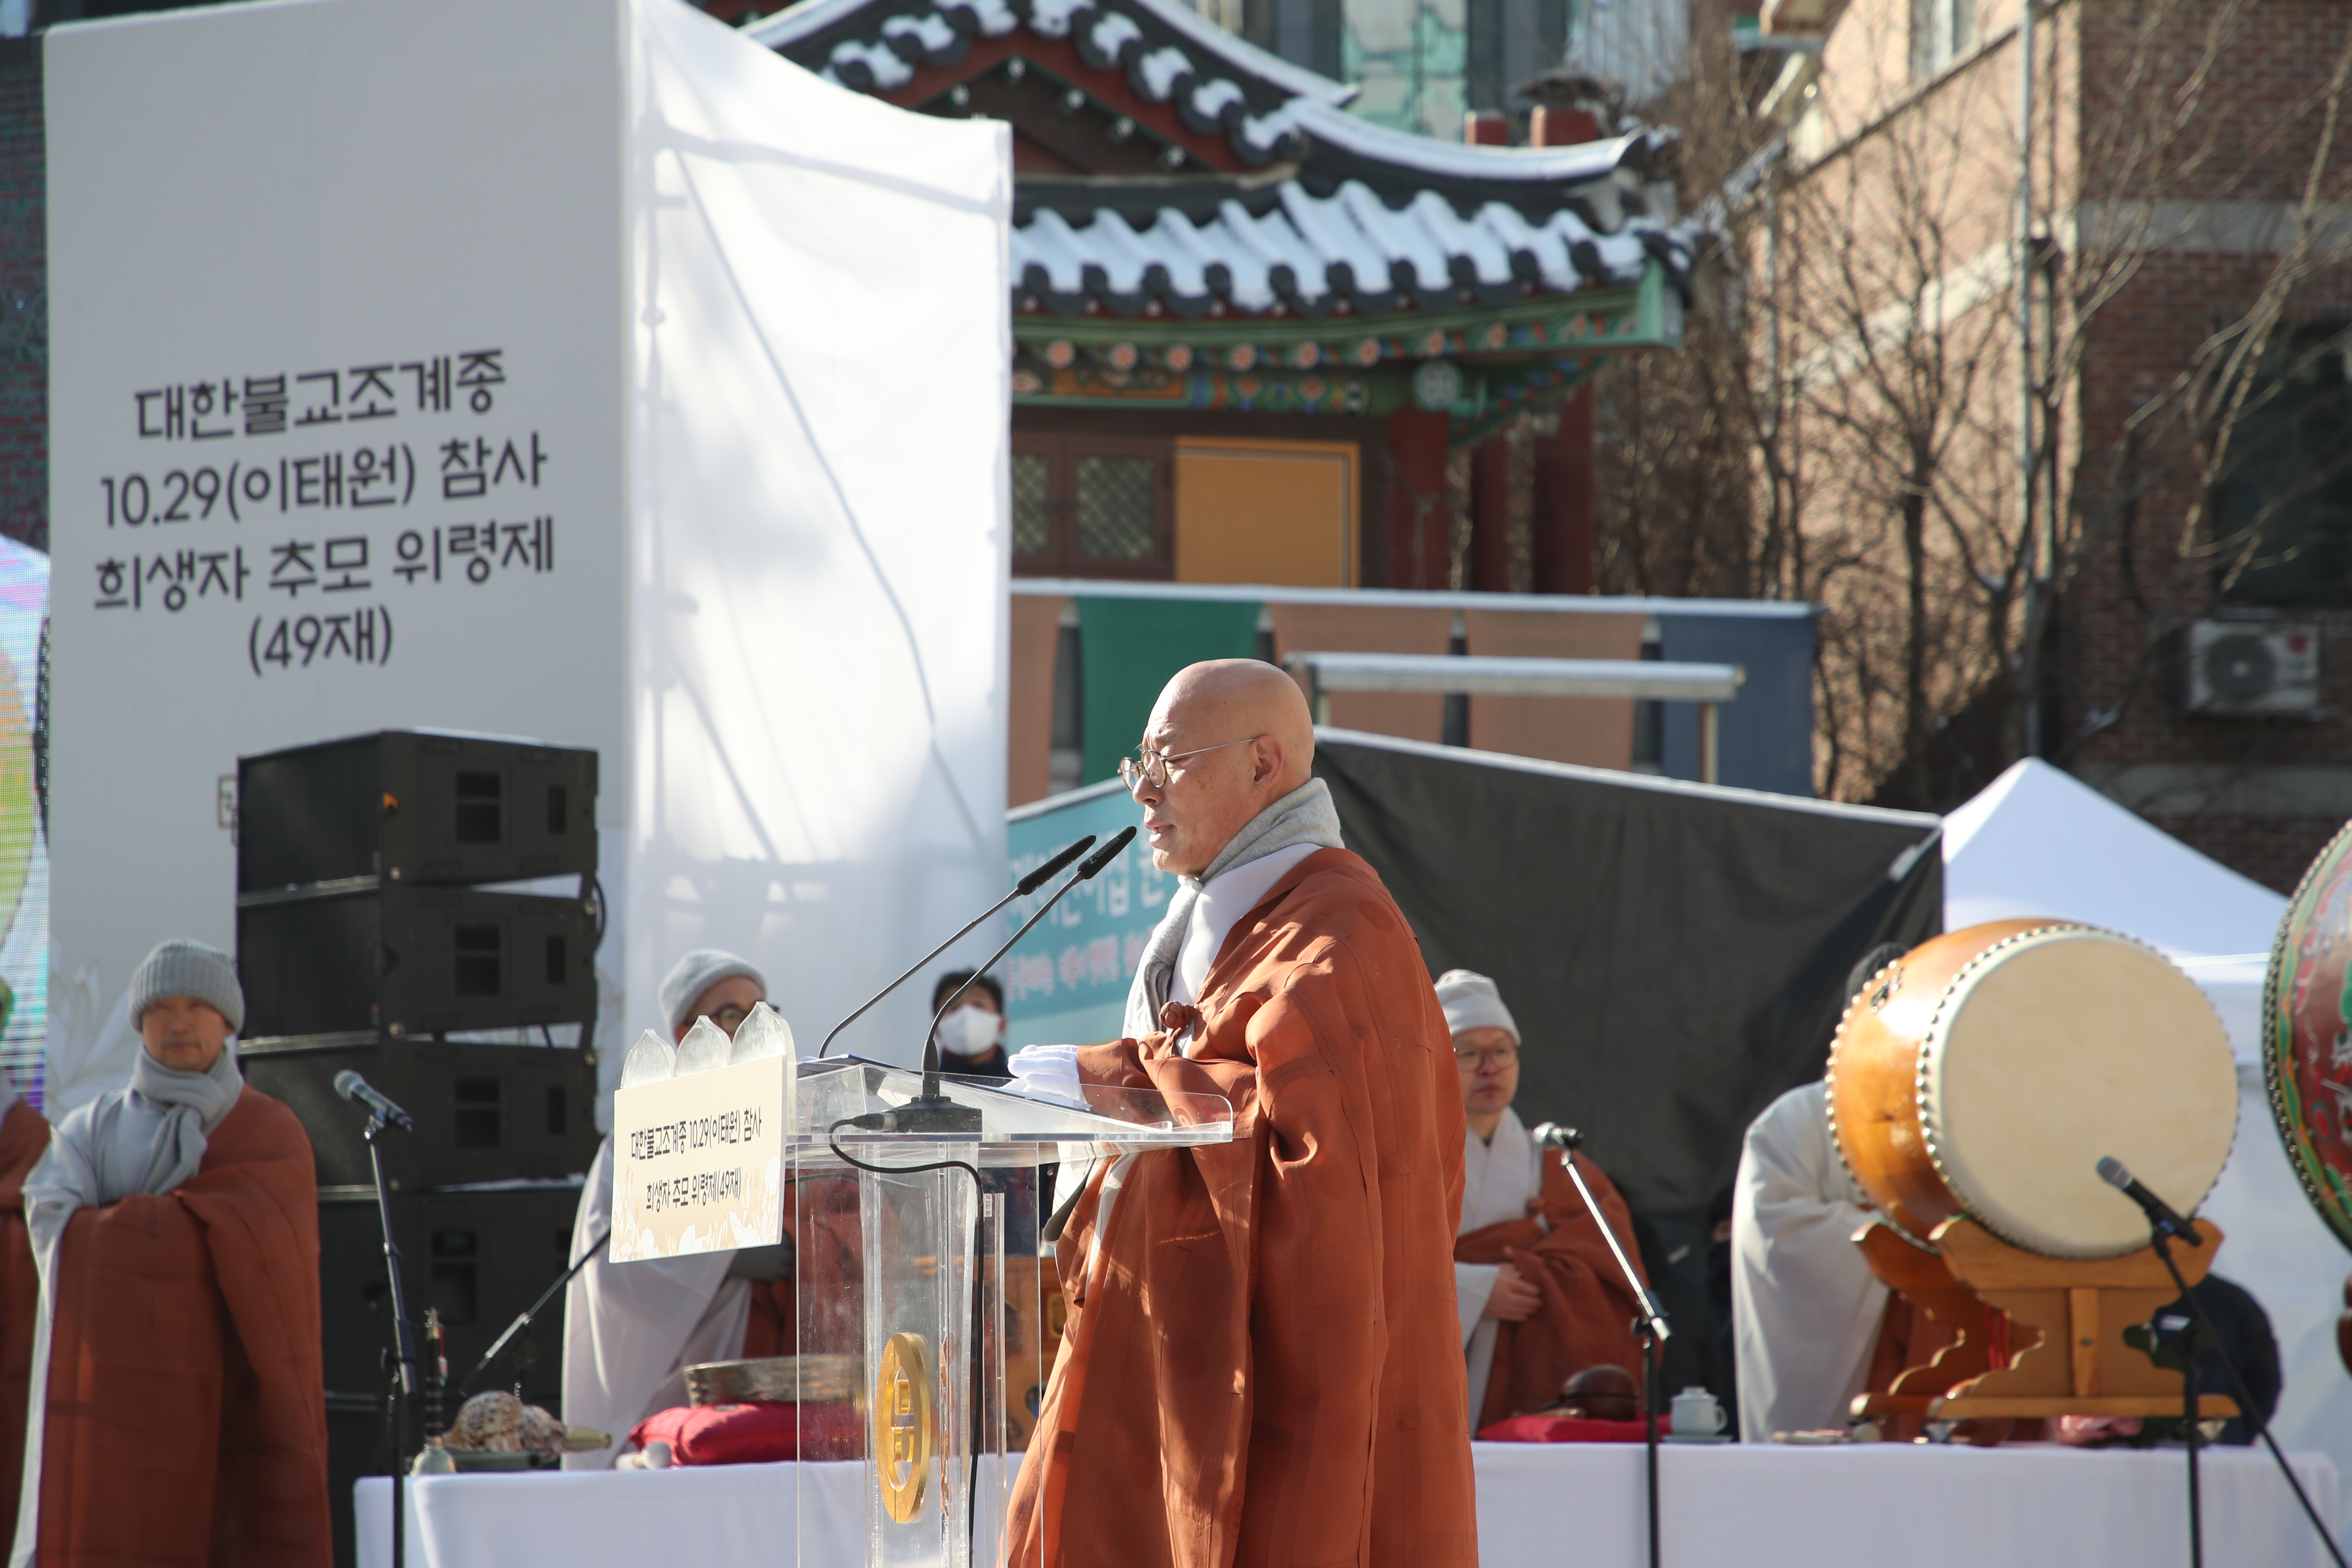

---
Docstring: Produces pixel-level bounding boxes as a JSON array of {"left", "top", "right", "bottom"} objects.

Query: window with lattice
[{"left": 1011, "top": 435, "right": 1173, "bottom": 579}]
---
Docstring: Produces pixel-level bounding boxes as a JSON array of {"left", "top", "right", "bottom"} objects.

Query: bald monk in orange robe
[
  {"left": 1439, "top": 971, "right": 1649, "bottom": 1427},
  {"left": 0, "top": 939, "right": 328, "bottom": 1567},
  {"left": 1004, "top": 660, "right": 1476, "bottom": 1568}
]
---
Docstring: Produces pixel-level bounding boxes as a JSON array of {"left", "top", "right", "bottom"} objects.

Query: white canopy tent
[{"left": 1944, "top": 760, "right": 2347, "bottom": 1503}]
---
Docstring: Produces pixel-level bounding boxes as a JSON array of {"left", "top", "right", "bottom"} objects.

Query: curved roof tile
[{"left": 1009, "top": 175, "right": 1694, "bottom": 319}]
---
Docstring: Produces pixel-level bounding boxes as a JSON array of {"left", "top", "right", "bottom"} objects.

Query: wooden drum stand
[{"left": 1851, "top": 1216, "right": 2237, "bottom": 1425}]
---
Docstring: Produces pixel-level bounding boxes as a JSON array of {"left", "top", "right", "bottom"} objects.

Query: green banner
[
  {"left": 1002, "top": 779, "right": 1168, "bottom": 1048},
  {"left": 1075, "top": 595, "right": 1263, "bottom": 784}
]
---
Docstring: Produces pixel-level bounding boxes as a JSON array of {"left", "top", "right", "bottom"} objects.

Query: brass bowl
[{"left": 684, "top": 1354, "right": 864, "bottom": 1408}]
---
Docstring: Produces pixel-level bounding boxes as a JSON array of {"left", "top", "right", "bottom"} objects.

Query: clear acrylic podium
[{"left": 611, "top": 1040, "right": 1232, "bottom": 1568}]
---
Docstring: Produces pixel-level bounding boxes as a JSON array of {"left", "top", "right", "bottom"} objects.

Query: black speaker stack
[{"left": 232, "top": 731, "right": 604, "bottom": 1568}]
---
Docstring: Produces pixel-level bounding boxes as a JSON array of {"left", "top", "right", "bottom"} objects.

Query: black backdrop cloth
[{"left": 1313, "top": 730, "right": 1943, "bottom": 1217}]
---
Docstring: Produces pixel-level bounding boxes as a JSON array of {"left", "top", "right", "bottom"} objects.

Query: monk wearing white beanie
[
  {"left": 561, "top": 949, "right": 781, "bottom": 1465},
  {"left": 1440, "top": 968, "right": 1654, "bottom": 1428}
]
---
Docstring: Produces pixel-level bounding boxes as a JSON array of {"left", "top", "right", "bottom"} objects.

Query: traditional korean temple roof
[{"left": 752, "top": 0, "right": 1694, "bottom": 426}]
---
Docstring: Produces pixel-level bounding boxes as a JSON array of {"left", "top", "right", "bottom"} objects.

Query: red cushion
[
  {"left": 1477, "top": 1413, "right": 1671, "bottom": 1443},
  {"left": 628, "top": 1401, "right": 864, "bottom": 1466}
]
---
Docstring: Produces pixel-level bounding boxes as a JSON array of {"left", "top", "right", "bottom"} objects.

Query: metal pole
[
  {"left": 1554, "top": 1134, "right": 1670, "bottom": 1568},
  {"left": 1700, "top": 702, "right": 1720, "bottom": 784},
  {"left": 366, "top": 1119, "right": 418, "bottom": 1567},
  {"left": 2147, "top": 1230, "right": 2203, "bottom": 1568},
  {"left": 2016, "top": 0, "right": 2039, "bottom": 757}
]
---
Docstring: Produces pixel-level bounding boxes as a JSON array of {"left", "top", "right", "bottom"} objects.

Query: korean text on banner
[{"left": 610, "top": 1055, "right": 787, "bottom": 1262}]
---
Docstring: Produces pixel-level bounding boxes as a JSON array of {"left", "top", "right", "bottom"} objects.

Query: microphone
[
  {"left": 921, "top": 826, "right": 1138, "bottom": 1087},
  {"left": 818, "top": 833, "right": 1097, "bottom": 1057},
  {"left": 854, "top": 825, "right": 1139, "bottom": 1136},
  {"left": 334, "top": 1070, "right": 415, "bottom": 1131},
  {"left": 2096, "top": 1155, "right": 2205, "bottom": 1246},
  {"left": 1018, "top": 834, "right": 1097, "bottom": 897},
  {"left": 1530, "top": 1121, "right": 1582, "bottom": 1151}
]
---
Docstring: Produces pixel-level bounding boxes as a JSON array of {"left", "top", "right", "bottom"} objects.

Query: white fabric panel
[
  {"left": 1731, "top": 1082, "right": 1888, "bottom": 1445},
  {"left": 356, "top": 1445, "right": 2341, "bottom": 1568},
  {"left": 622, "top": 0, "right": 1010, "bottom": 1106}
]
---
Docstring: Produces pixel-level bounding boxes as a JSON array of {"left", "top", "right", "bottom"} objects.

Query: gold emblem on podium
[{"left": 875, "top": 1331, "right": 934, "bottom": 1522}]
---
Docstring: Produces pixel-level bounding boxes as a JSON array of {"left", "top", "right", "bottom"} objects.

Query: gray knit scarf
[
  {"left": 1121, "top": 779, "right": 1345, "bottom": 1040},
  {"left": 12, "top": 1047, "right": 244, "bottom": 1567}
]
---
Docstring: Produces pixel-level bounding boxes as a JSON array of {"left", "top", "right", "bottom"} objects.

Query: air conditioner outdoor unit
[{"left": 2184, "top": 619, "right": 2322, "bottom": 715}]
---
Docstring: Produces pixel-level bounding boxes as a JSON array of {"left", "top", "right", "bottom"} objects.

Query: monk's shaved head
[
  {"left": 1131, "top": 660, "right": 1316, "bottom": 876},
  {"left": 1151, "top": 660, "right": 1314, "bottom": 788}
]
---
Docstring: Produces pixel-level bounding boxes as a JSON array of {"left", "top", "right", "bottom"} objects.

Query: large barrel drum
[
  {"left": 1828, "top": 921, "right": 2237, "bottom": 1259},
  {"left": 2265, "top": 822, "right": 2352, "bottom": 1253}
]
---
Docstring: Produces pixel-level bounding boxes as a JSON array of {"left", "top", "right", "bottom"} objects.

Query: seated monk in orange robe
[
  {"left": 1440, "top": 971, "right": 1650, "bottom": 1428},
  {"left": 0, "top": 939, "right": 328, "bottom": 1567},
  {"left": 1004, "top": 660, "right": 1476, "bottom": 1568}
]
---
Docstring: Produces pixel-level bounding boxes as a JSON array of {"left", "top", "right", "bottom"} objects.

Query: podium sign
[
  {"left": 612, "top": 1052, "right": 1232, "bottom": 1568},
  {"left": 609, "top": 1054, "right": 788, "bottom": 1261}
]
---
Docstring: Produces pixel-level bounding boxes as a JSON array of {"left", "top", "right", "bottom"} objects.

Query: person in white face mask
[{"left": 930, "top": 969, "right": 1011, "bottom": 1081}]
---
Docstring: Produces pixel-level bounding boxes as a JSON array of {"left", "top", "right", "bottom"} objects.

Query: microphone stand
[
  {"left": 1546, "top": 1127, "right": 1671, "bottom": 1568},
  {"left": 361, "top": 1108, "right": 418, "bottom": 1568},
  {"left": 457, "top": 1225, "right": 612, "bottom": 1399},
  {"left": 2141, "top": 1219, "right": 2348, "bottom": 1568}
]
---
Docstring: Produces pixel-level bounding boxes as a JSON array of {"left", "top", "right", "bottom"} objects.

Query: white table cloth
[{"left": 358, "top": 1440, "right": 2342, "bottom": 1568}]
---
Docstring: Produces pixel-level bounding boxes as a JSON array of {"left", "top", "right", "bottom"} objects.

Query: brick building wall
[
  {"left": 2049, "top": 0, "right": 2352, "bottom": 891},
  {"left": 0, "top": 38, "right": 39, "bottom": 556},
  {"left": 1775, "top": 0, "right": 2352, "bottom": 889},
  {"left": 2057, "top": 245, "right": 2352, "bottom": 892}
]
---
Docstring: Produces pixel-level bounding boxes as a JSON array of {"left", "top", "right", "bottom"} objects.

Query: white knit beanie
[
  {"left": 128, "top": 939, "right": 245, "bottom": 1034},
  {"left": 1434, "top": 968, "right": 1518, "bottom": 1043},
  {"left": 659, "top": 949, "right": 765, "bottom": 1035}
]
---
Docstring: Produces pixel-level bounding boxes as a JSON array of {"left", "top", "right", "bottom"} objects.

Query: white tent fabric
[
  {"left": 620, "top": 0, "right": 1013, "bottom": 1109},
  {"left": 1943, "top": 757, "right": 2285, "bottom": 1058},
  {"left": 1944, "top": 759, "right": 2348, "bottom": 1517}
]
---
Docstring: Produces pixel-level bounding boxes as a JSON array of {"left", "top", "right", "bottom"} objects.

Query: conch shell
[{"left": 444, "top": 1391, "right": 609, "bottom": 1458}]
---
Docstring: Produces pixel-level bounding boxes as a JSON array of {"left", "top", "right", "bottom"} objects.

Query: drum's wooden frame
[
  {"left": 1852, "top": 1217, "right": 2237, "bottom": 1422},
  {"left": 1834, "top": 920, "right": 2238, "bottom": 1425}
]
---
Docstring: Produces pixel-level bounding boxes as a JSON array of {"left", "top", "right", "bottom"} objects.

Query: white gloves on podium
[{"left": 1008, "top": 1043, "right": 1085, "bottom": 1108}]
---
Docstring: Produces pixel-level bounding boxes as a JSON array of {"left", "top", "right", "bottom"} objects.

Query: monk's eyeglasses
[
  {"left": 710, "top": 1004, "right": 753, "bottom": 1035},
  {"left": 1455, "top": 1044, "right": 1518, "bottom": 1070},
  {"left": 1117, "top": 735, "right": 1264, "bottom": 792}
]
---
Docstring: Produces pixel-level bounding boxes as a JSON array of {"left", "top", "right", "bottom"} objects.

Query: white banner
[
  {"left": 609, "top": 1056, "right": 788, "bottom": 1261},
  {"left": 43, "top": 0, "right": 628, "bottom": 1110},
  {"left": 44, "top": 0, "right": 1010, "bottom": 1120}
]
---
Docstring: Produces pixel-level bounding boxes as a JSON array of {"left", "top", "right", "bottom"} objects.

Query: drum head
[
  {"left": 1923, "top": 927, "right": 2237, "bottom": 1258},
  {"left": 2264, "top": 822, "right": 2352, "bottom": 1254}
]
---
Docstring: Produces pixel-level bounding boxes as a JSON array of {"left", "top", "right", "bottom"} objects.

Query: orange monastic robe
[
  {"left": 0, "top": 1087, "right": 330, "bottom": 1566},
  {"left": 1007, "top": 847, "right": 1478, "bottom": 1568},
  {"left": 1455, "top": 1149, "right": 1649, "bottom": 1427},
  {"left": 0, "top": 1099, "right": 51, "bottom": 1513}
]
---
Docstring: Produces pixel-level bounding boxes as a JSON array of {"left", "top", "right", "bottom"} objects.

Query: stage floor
[{"left": 357, "top": 1439, "right": 2342, "bottom": 1567}]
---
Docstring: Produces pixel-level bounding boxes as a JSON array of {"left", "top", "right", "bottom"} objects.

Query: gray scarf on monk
[
  {"left": 1121, "top": 779, "right": 1345, "bottom": 1040},
  {"left": 12, "top": 1047, "right": 244, "bottom": 1567}
]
